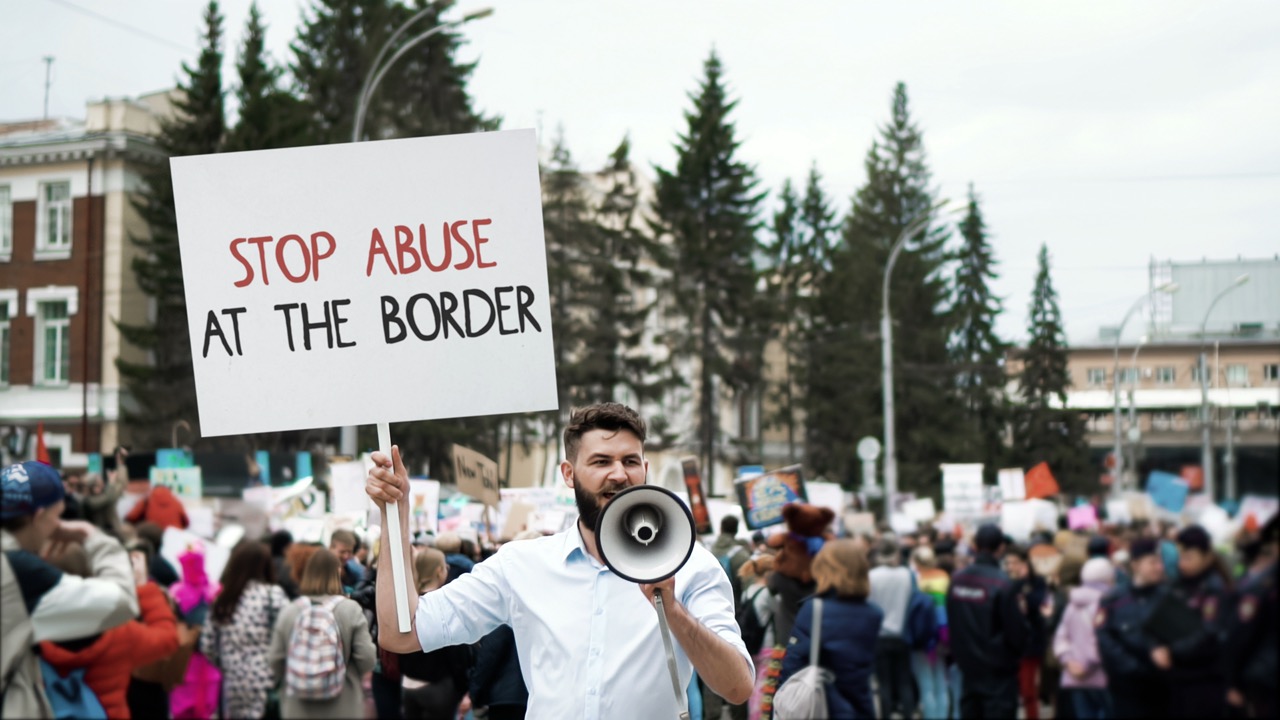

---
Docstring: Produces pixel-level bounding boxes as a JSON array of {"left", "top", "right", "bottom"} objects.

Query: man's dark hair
[
  {"left": 563, "top": 402, "right": 647, "bottom": 462},
  {"left": 330, "top": 528, "right": 357, "bottom": 549},
  {"left": 269, "top": 529, "right": 294, "bottom": 557},
  {"left": 975, "top": 524, "right": 1004, "bottom": 553},
  {"left": 720, "top": 515, "right": 739, "bottom": 535}
]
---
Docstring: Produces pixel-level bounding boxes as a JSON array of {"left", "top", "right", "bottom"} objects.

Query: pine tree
[
  {"left": 652, "top": 51, "right": 765, "bottom": 484},
  {"left": 291, "top": 0, "right": 495, "bottom": 144},
  {"left": 1013, "top": 244, "right": 1090, "bottom": 491},
  {"left": 226, "top": 2, "right": 310, "bottom": 152},
  {"left": 807, "top": 82, "right": 960, "bottom": 490},
  {"left": 117, "top": 1, "right": 226, "bottom": 447},
  {"left": 950, "top": 184, "right": 1007, "bottom": 478}
]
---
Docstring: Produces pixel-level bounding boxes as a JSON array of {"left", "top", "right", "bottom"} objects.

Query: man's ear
[{"left": 560, "top": 460, "right": 575, "bottom": 489}]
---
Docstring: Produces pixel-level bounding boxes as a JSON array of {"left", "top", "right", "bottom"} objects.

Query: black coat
[
  {"left": 469, "top": 625, "right": 528, "bottom": 709},
  {"left": 946, "top": 554, "right": 1030, "bottom": 679}
]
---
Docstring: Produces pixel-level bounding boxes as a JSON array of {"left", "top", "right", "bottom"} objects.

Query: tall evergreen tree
[
  {"left": 117, "top": 1, "right": 226, "bottom": 448},
  {"left": 807, "top": 82, "right": 959, "bottom": 491},
  {"left": 652, "top": 51, "right": 765, "bottom": 484},
  {"left": 226, "top": 2, "right": 310, "bottom": 152},
  {"left": 950, "top": 184, "right": 1007, "bottom": 478},
  {"left": 291, "top": 0, "right": 495, "bottom": 144},
  {"left": 1013, "top": 244, "right": 1090, "bottom": 491}
]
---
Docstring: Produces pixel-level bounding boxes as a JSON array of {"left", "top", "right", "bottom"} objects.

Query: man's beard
[{"left": 574, "top": 481, "right": 630, "bottom": 533}]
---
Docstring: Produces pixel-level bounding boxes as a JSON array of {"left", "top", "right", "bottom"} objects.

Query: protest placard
[
  {"left": 681, "top": 458, "right": 712, "bottom": 535},
  {"left": 169, "top": 130, "right": 557, "bottom": 436},
  {"left": 408, "top": 480, "right": 440, "bottom": 537},
  {"left": 149, "top": 466, "right": 203, "bottom": 501},
  {"left": 1067, "top": 504, "right": 1099, "bottom": 531},
  {"left": 942, "top": 464, "right": 984, "bottom": 518},
  {"left": 735, "top": 465, "right": 806, "bottom": 530},
  {"left": 329, "top": 460, "right": 369, "bottom": 516},
  {"left": 452, "top": 444, "right": 500, "bottom": 507},
  {"left": 998, "top": 468, "right": 1026, "bottom": 501},
  {"left": 806, "top": 482, "right": 845, "bottom": 523},
  {"left": 902, "top": 497, "right": 937, "bottom": 523},
  {"left": 1147, "top": 470, "right": 1189, "bottom": 514}
]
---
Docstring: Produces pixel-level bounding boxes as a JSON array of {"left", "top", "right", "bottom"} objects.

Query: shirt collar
[{"left": 562, "top": 522, "right": 591, "bottom": 564}]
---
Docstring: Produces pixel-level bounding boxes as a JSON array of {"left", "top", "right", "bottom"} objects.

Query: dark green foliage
[
  {"left": 117, "top": 1, "right": 226, "bottom": 448},
  {"left": 950, "top": 185, "right": 1008, "bottom": 479},
  {"left": 807, "top": 82, "right": 960, "bottom": 490},
  {"left": 226, "top": 2, "right": 311, "bottom": 152},
  {"left": 652, "top": 51, "right": 766, "bottom": 482},
  {"left": 1012, "top": 245, "right": 1091, "bottom": 491}
]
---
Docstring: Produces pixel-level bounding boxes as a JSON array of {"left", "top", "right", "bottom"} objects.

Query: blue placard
[
  {"left": 156, "top": 448, "right": 194, "bottom": 469},
  {"left": 1147, "top": 470, "right": 1189, "bottom": 513},
  {"left": 256, "top": 450, "right": 271, "bottom": 487},
  {"left": 87, "top": 453, "right": 102, "bottom": 475},
  {"left": 296, "top": 452, "right": 313, "bottom": 482}
]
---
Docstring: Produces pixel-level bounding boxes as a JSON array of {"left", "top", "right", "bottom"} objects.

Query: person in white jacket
[{"left": 1, "top": 461, "right": 138, "bottom": 718}]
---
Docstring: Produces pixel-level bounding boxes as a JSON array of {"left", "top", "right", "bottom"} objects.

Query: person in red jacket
[
  {"left": 125, "top": 484, "right": 189, "bottom": 531},
  {"left": 39, "top": 545, "right": 180, "bottom": 720}
]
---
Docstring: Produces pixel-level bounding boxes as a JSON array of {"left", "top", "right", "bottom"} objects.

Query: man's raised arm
[{"left": 366, "top": 446, "right": 421, "bottom": 653}]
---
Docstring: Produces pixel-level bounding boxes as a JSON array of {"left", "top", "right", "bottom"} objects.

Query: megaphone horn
[{"left": 595, "top": 485, "right": 696, "bottom": 585}]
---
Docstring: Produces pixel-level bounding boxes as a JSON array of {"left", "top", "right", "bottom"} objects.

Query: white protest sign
[
  {"left": 1001, "top": 501, "right": 1035, "bottom": 541},
  {"left": 902, "top": 497, "right": 937, "bottom": 523},
  {"left": 408, "top": 480, "right": 440, "bottom": 537},
  {"left": 997, "top": 468, "right": 1026, "bottom": 502},
  {"left": 806, "top": 482, "right": 846, "bottom": 523},
  {"left": 942, "top": 463, "right": 985, "bottom": 518},
  {"left": 170, "top": 130, "right": 557, "bottom": 436},
  {"left": 330, "top": 459, "right": 370, "bottom": 517},
  {"left": 149, "top": 467, "right": 203, "bottom": 501}
]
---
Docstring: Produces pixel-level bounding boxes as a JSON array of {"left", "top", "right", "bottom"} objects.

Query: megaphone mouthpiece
[
  {"left": 626, "top": 506, "right": 663, "bottom": 545},
  {"left": 595, "top": 485, "right": 696, "bottom": 585}
]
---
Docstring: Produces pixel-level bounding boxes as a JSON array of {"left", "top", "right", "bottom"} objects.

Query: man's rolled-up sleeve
[
  {"left": 416, "top": 550, "right": 513, "bottom": 653},
  {"left": 681, "top": 557, "right": 755, "bottom": 674}
]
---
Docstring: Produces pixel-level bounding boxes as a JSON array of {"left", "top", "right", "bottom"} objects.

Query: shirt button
[
  {"left": 591, "top": 647, "right": 599, "bottom": 657},
  {"left": 589, "top": 688, "right": 597, "bottom": 695},
  {"left": 596, "top": 607, "right": 604, "bottom": 615}
]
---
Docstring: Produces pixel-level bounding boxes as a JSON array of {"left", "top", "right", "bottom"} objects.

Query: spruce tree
[
  {"left": 226, "top": 2, "right": 310, "bottom": 152},
  {"left": 652, "top": 51, "right": 765, "bottom": 485},
  {"left": 1013, "top": 245, "right": 1090, "bottom": 491},
  {"left": 950, "top": 184, "right": 1007, "bottom": 478},
  {"left": 807, "top": 82, "right": 959, "bottom": 491},
  {"left": 117, "top": 1, "right": 226, "bottom": 447}
]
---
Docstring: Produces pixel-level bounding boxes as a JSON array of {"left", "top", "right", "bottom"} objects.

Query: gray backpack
[{"left": 772, "top": 598, "right": 833, "bottom": 720}]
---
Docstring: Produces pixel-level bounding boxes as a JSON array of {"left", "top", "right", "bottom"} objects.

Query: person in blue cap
[{"left": 1, "top": 461, "right": 139, "bottom": 718}]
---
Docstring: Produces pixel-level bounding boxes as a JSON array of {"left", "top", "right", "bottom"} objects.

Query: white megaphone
[
  {"left": 595, "top": 485, "right": 696, "bottom": 720},
  {"left": 594, "top": 485, "right": 696, "bottom": 584}
]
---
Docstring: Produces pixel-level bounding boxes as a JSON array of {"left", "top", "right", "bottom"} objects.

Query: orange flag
[
  {"left": 35, "top": 421, "right": 52, "bottom": 465},
  {"left": 1024, "top": 462, "right": 1060, "bottom": 499}
]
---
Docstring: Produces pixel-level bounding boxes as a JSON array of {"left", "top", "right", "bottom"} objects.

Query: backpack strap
[
  {"left": 746, "top": 586, "right": 773, "bottom": 629},
  {"left": 810, "top": 598, "right": 823, "bottom": 668}
]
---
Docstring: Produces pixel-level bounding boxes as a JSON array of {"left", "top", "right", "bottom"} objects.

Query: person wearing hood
[
  {"left": 169, "top": 548, "right": 222, "bottom": 719},
  {"left": 125, "top": 483, "right": 190, "bottom": 531},
  {"left": 1052, "top": 558, "right": 1115, "bottom": 719},
  {"left": 1, "top": 462, "right": 139, "bottom": 718},
  {"left": 37, "top": 545, "right": 179, "bottom": 719}
]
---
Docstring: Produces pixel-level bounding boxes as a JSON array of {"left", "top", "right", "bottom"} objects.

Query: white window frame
[
  {"left": 1226, "top": 364, "right": 1249, "bottom": 387},
  {"left": 1264, "top": 364, "right": 1279, "bottom": 382},
  {"left": 1155, "top": 366, "right": 1176, "bottom": 384},
  {"left": 1116, "top": 367, "right": 1139, "bottom": 386},
  {"left": 0, "top": 185, "right": 12, "bottom": 262},
  {"left": 36, "top": 180, "right": 73, "bottom": 260},
  {"left": 0, "top": 289, "right": 16, "bottom": 386},
  {"left": 1087, "top": 368, "right": 1106, "bottom": 386},
  {"left": 27, "top": 286, "right": 78, "bottom": 386}
]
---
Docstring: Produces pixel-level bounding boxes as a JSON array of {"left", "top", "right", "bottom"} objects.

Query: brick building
[{"left": 0, "top": 92, "right": 172, "bottom": 466}]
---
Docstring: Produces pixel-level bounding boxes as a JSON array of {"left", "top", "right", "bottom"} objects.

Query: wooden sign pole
[{"left": 378, "top": 422, "right": 412, "bottom": 633}]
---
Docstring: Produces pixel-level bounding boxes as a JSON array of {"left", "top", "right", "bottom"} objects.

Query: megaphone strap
[{"left": 654, "top": 591, "right": 691, "bottom": 720}]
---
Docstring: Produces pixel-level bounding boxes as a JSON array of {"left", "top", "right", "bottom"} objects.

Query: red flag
[
  {"left": 1025, "top": 462, "right": 1060, "bottom": 499},
  {"left": 1180, "top": 465, "right": 1204, "bottom": 492},
  {"left": 35, "top": 422, "right": 52, "bottom": 465}
]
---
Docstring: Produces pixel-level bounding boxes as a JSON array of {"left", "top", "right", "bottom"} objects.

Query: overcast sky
[{"left": 5, "top": 0, "right": 1278, "bottom": 344}]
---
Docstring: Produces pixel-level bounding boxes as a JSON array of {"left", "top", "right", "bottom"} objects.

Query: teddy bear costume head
[{"left": 766, "top": 503, "right": 835, "bottom": 584}]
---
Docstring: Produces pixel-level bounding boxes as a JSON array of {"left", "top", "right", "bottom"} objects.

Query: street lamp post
[
  {"left": 1198, "top": 273, "right": 1250, "bottom": 501},
  {"left": 1111, "top": 283, "right": 1177, "bottom": 493},
  {"left": 1126, "top": 335, "right": 1147, "bottom": 481},
  {"left": 339, "top": 5, "right": 494, "bottom": 457},
  {"left": 882, "top": 201, "right": 947, "bottom": 503}
]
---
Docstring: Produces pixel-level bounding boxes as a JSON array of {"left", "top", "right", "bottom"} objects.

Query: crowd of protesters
[{"left": 4, "top": 447, "right": 1276, "bottom": 720}]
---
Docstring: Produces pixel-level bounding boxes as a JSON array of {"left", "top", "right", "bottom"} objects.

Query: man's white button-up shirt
[{"left": 415, "top": 524, "right": 753, "bottom": 719}]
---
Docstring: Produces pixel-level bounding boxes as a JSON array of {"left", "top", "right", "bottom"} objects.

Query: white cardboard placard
[
  {"left": 942, "top": 463, "right": 985, "bottom": 518},
  {"left": 170, "top": 130, "right": 557, "bottom": 436},
  {"left": 997, "top": 468, "right": 1026, "bottom": 502}
]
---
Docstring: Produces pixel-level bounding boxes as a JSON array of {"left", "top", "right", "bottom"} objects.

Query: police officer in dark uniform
[
  {"left": 946, "top": 524, "right": 1030, "bottom": 718},
  {"left": 1164, "top": 524, "right": 1232, "bottom": 718},
  {"left": 1096, "top": 536, "right": 1169, "bottom": 718},
  {"left": 1225, "top": 515, "right": 1278, "bottom": 719}
]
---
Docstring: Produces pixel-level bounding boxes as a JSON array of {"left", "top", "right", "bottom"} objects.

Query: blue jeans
[
  {"left": 948, "top": 665, "right": 963, "bottom": 719},
  {"left": 911, "top": 652, "right": 949, "bottom": 719},
  {"left": 1071, "top": 688, "right": 1112, "bottom": 719}
]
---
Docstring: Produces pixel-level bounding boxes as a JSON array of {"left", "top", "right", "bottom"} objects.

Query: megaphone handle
[{"left": 653, "top": 590, "right": 691, "bottom": 720}]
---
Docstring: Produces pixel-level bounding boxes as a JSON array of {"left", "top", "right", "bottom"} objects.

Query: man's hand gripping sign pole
[{"left": 170, "top": 129, "right": 558, "bottom": 643}]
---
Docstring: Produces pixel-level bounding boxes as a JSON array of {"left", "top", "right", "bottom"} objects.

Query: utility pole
[{"left": 43, "top": 56, "right": 54, "bottom": 119}]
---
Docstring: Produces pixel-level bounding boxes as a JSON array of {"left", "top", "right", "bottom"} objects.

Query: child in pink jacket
[{"left": 1053, "top": 558, "right": 1115, "bottom": 719}]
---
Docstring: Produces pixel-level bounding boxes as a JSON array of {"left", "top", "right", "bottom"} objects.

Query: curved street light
[
  {"left": 881, "top": 199, "right": 948, "bottom": 503},
  {"left": 1110, "top": 282, "right": 1178, "bottom": 494},
  {"left": 351, "top": 6, "right": 494, "bottom": 143},
  {"left": 1198, "top": 273, "right": 1250, "bottom": 501}
]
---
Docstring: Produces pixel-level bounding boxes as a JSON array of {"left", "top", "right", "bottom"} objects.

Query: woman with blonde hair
[
  {"left": 777, "top": 539, "right": 883, "bottom": 718},
  {"left": 268, "top": 549, "right": 375, "bottom": 719},
  {"left": 398, "top": 547, "right": 473, "bottom": 719}
]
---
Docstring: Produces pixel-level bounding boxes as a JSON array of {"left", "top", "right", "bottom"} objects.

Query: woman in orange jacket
[{"left": 39, "top": 546, "right": 180, "bottom": 720}]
